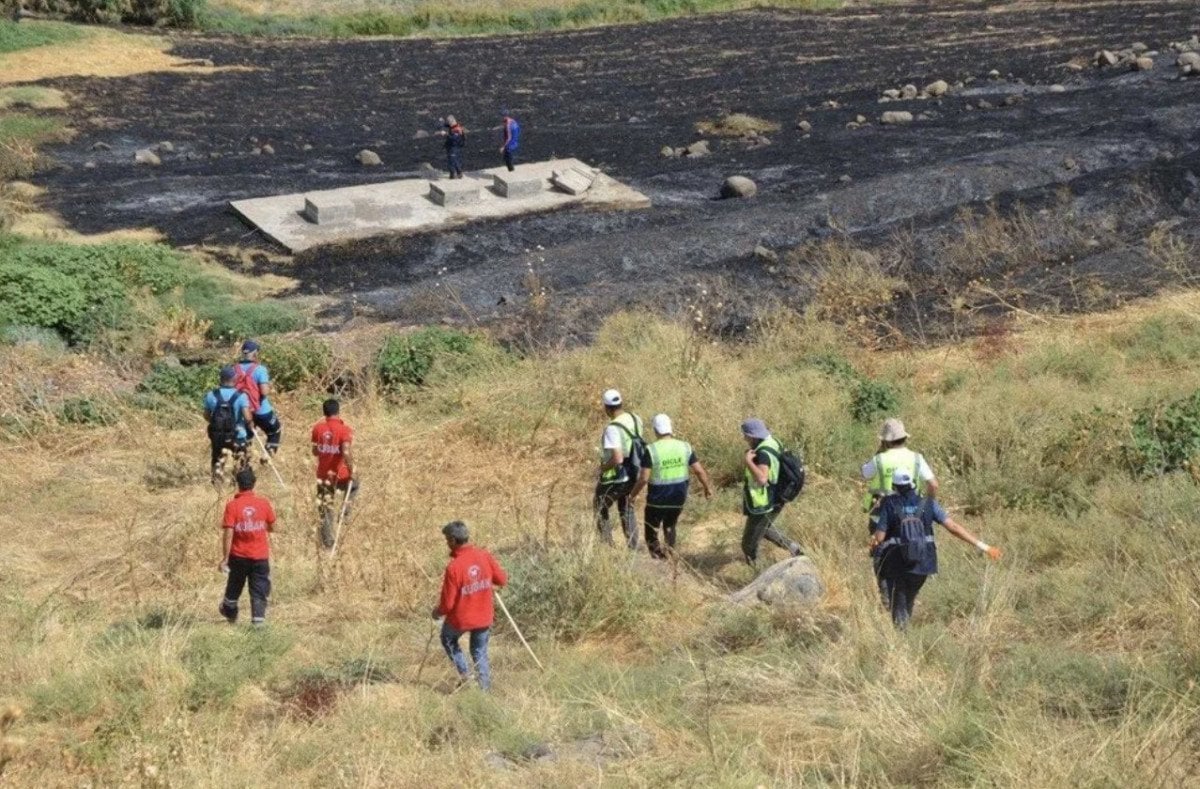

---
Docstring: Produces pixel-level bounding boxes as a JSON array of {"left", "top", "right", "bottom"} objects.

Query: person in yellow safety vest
[
  {"left": 595, "top": 389, "right": 645, "bottom": 549},
  {"left": 861, "top": 417, "right": 939, "bottom": 528},
  {"left": 628, "top": 413, "right": 714, "bottom": 559},
  {"left": 741, "top": 418, "right": 804, "bottom": 565}
]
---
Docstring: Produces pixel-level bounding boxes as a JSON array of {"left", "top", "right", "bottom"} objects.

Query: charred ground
[{"left": 29, "top": 0, "right": 1200, "bottom": 339}]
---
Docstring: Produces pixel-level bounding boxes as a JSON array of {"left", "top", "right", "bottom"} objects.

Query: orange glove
[{"left": 985, "top": 545, "right": 1003, "bottom": 561}]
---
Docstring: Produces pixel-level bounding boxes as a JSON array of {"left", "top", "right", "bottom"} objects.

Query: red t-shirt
[
  {"left": 222, "top": 491, "right": 276, "bottom": 560},
  {"left": 311, "top": 417, "right": 353, "bottom": 483},
  {"left": 437, "top": 544, "right": 507, "bottom": 631}
]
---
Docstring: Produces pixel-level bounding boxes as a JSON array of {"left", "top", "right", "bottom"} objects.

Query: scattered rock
[
  {"left": 1096, "top": 49, "right": 1120, "bottom": 67},
  {"left": 684, "top": 140, "right": 710, "bottom": 158},
  {"left": 925, "top": 79, "right": 949, "bottom": 97},
  {"left": 976, "top": 99, "right": 994, "bottom": 110},
  {"left": 1063, "top": 157, "right": 1077, "bottom": 170},
  {"left": 261, "top": 144, "right": 275, "bottom": 155},
  {"left": 845, "top": 121, "right": 860, "bottom": 130},
  {"left": 754, "top": 244, "right": 778, "bottom": 263},
  {"left": 1131, "top": 42, "right": 1148, "bottom": 54},
  {"left": 356, "top": 149, "right": 382, "bottom": 166},
  {"left": 156, "top": 141, "right": 174, "bottom": 153},
  {"left": 1066, "top": 62, "right": 1085, "bottom": 72},
  {"left": 882, "top": 88, "right": 901, "bottom": 100},
  {"left": 413, "top": 129, "right": 430, "bottom": 139},
  {"left": 1048, "top": 84, "right": 1066, "bottom": 93},
  {"left": 83, "top": 161, "right": 96, "bottom": 169},
  {"left": 90, "top": 141, "right": 111, "bottom": 151},
  {"left": 988, "top": 68, "right": 1001, "bottom": 79},
  {"left": 823, "top": 99, "right": 840, "bottom": 109},
  {"left": 854, "top": 114, "right": 867, "bottom": 124},
  {"left": 900, "top": 84, "right": 919, "bottom": 99},
  {"left": 1178, "top": 52, "right": 1200, "bottom": 76},
  {"left": 660, "top": 145, "right": 677, "bottom": 158},
  {"left": 251, "top": 147, "right": 262, "bottom": 155},
  {"left": 720, "top": 175, "right": 757, "bottom": 199},
  {"left": 134, "top": 149, "right": 161, "bottom": 166},
  {"left": 838, "top": 174, "right": 852, "bottom": 183},
  {"left": 627, "top": 115, "right": 641, "bottom": 124},
  {"left": 880, "top": 110, "right": 914, "bottom": 125},
  {"left": 1134, "top": 56, "right": 1154, "bottom": 71},
  {"left": 302, "top": 143, "right": 314, "bottom": 151},
  {"left": 796, "top": 119, "right": 812, "bottom": 133},
  {"left": 1003, "top": 94, "right": 1022, "bottom": 106},
  {"left": 728, "top": 556, "right": 825, "bottom": 608}
]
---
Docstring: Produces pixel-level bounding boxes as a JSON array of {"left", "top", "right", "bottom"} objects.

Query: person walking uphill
[
  {"left": 499, "top": 109, "right": 520, "bottom": 172},
  {"left": 219, "top": 468, "right": 277, "bottom": 626},
  {"left": 311, "top": 398, "right": 358, "bottom": 550},
  {"left": 595, "top": 389, "right": 646, "bottom": 549},
  {"left": 442, "top": 115, "right": 466, "bottom": 179},
  {"left": 234, "top": 340, "right": 282, "bottom": 457},
  {"left": 432, "top": 521, "right": 507, "bottom": 691},
  {"left": 869, "top": 469, "right": 1002, "bottom": 629},
  {"left": 629, "top": 413, "right": 714, "bottom": 559},
  {"left": 740, "top": 418, "right": 803, "bottom": 565},
  {"left": 204, "top": 366, "right": 253, "bottom": 481}
]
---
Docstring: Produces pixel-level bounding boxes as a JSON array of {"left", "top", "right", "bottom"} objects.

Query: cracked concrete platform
[{"left": 229, "top": 158, "right": 649, "bottom": 252}]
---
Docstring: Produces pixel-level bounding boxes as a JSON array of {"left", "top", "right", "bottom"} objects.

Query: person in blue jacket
[
  {"left": 499, "top": 109, "right": 520, "bottom": 172},
  {"left": 233, "top": 340, "right": 283, "bottom": 456}
]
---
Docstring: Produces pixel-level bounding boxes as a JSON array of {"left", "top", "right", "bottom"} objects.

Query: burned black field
[{"left": 33, "top": 1, "right": 1200, "bottom": 340}]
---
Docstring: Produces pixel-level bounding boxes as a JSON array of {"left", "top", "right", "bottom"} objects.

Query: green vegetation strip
[{"left": 0, "top": 19, "right": 83, "bottom": 54}]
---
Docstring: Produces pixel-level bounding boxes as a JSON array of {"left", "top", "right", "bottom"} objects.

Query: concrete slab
[
  {"left": 229, "top": 159, "right": 648, "bottom": 253},
  {"left": 492, "top": 172, "right": 544, "bottom": 199},
  {"left": 303, "top": 194, "right": 355, "bottom": 225},
  {"left": 430, "top": 179, "right": 482, "bottom": 207}
]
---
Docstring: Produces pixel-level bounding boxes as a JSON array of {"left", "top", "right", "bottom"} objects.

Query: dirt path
[{"left": 28, "top": 1, "right": 1200, "bottom": 336}]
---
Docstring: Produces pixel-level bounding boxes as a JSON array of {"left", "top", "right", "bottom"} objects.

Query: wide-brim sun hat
[{"left": 879, "top": 418, "right": 909, "bottom": 442}]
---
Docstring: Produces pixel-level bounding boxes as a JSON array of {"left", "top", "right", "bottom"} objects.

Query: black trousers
[
  {"left": 879, "top": 572, "right": 927, "bottom": 629},
  {"left": 503, "top": 149, "right": 516, "bottom": 171},
  {"left": 644, "top": 506, "right": 681, "bottom": 559},
  {"left": 210, "top": 438, "right": 247, "bottom": 474},
  {"left": 595, "top": 480, "right": 637, "bottom": 549},
  {"left": 741, "top": 509, "right": 796, "bottom": 564},
  {"left": 446, "top": 150, "right": 463, "bottom": 177},
  {"left": 221, "top": 557, "right": 271, "bottom": 624},
  {"left": 250, "top": 412, "right": 282, "bottom": 452},
  {"left": 318, "top": 479, "right": 360, "bottom": 548}
]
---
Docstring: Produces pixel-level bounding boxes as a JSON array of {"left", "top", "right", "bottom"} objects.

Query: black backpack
[
  {"left": 208, "top": 389, "right": 238, "bottom": 446},
  {"left": 610, "top": 417, "right": 646, "bottom": 480},
  {"left": 893, "top": 498, "right": 932, "bottom": 571},
  {"left": 760, "top": 445, "right": 806, "bottom": 505}
]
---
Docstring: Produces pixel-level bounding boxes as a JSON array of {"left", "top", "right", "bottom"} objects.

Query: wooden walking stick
[
  {"left": 414, "top": 618, "right": 439, "bottom": 682},
  {"left": 253, "top": 432, "right": 288, "bottom": 491},
  {"left": 495, "top": 592, "right": 544, "bottom": 672},
  {"left": 327, "top": 482, "right": 354, "bottom": 558}
]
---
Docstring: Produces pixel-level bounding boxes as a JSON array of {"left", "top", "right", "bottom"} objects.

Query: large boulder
[
  {"left": 1179, "top": 52, "right": 1200, "bottom": 76},
  {"left": 356, "top": 149, "right": 382, "bottom": 166},
  {"left": 720, "top": 175, "right": 757, "bottom": 199},
  {"left": 134, "top": 149, "right": 161, "bottom": 166},
  {"left": 728, "top": 556, "right": 824, "bottom": 607},
  {"left": 924, "top": 79, "right": 949, "bottom": 97}
]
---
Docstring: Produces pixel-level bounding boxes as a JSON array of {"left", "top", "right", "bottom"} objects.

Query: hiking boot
[
  {"left": 789, "top": 543, "right": 805, "bottom": 558},
  {"left": 219, "top": 601, "right": 238, "bottom": 624}
]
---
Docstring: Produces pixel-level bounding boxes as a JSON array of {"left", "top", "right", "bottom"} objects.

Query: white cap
[
  {"left": 892, "top": 469, "right": 914, "bottom": 487},
  {"left": 602, "top": 389, "right": 622, "bottom": 407},
  {"left": 652, "top": 413, "right": 673, "bottom": 435}
]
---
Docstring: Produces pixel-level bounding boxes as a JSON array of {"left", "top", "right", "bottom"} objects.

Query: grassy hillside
[{"left": 2, "top": 286, "right": 1200, "bottom": 785}]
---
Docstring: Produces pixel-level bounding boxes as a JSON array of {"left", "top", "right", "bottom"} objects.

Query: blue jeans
[{"left": 440, "top": 622, "right": 491, "bottom": 690}]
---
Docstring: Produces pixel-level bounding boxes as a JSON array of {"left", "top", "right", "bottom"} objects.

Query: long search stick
[
  {"left": 253, "top": 432, "right": 288, "bottom": 490},
  {"left": 414, "top": 618, "right": 439, "bottom": 682},
  {"left": 495, "top": 592, "right": 544, "bottom": 672},
  {"left": 328, "top": 483, "right": 354, "bottom": 558}
]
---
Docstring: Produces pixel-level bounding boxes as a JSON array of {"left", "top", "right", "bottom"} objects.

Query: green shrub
[
  {"left": 58, "top": 395, "right": 120, "bottom": 426},
  {"left": 500, "top": 546, "right": 670, "bottom": 643},
  {"left": 1115, "top": 313, "right": 1200, "bottom": 367},
  {"left": 188, "top": 298, "right": 304, "bottom": 341},
  {"left": 850, "top": 379, "right": 899, "bottom": 423},
  {"left": 376, "top": 327, "right": 476, "bottom": 390},
  {"left": 25, "top": 0, "right": 207, "bottom": 26},
  {"left": 261, "top": 336, "right": 332, "bottom": 392},
  {"left": 138, "top": 361, "right": 221, "bottom": 402},
  {"left": 1128, "top": 390, "right": 1200, "bottom": 477},
  {"left": 1000, "top": 645, "right": 1135, "bottom": 720},
  {"left": 0, "top": 19, "right": 82, "bottom": 54},
  {"left": 183, "top": 626, "right": 293, "bottom": 708}
]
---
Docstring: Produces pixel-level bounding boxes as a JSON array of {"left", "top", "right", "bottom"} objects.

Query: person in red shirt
[
  {"left": 431, "top": 520, "right": 507, "bottom": 691},
  {"left": 311, "top": 398, "right": 358, "bottom": 549},
  {"left": 219, "top": 468, "right": 277, "bottom": 626}
]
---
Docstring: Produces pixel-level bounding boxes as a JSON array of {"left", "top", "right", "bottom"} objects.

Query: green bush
[
  {"left": 58, "top": 395, "right": 120, "bottom": 426},
  {"left": 850, "top": 379, "right": 899, "bottom": 423},
  {"left": 1128, "top": 390, "right": 1200, "bottom": 477},
  {"left": 376, "top": 327, "right": 476, "bottom": 390},
  {"left": 22, "top": 0, "right": 206, "bottom": 26},
  {"left": 182, "top": 288, "right": 305, "bottom": 341},
  {"left": 183, "top": 626, "right": 293, "bottom": 708},
  {"left": 138, "top": 361, "right": 221, "bottom": 402},
  {"left": 0, "top": 19, "right": 82, "bottom": 54},
  {"left": 261, "top": 336, "right": 332, "bottom": 392}
]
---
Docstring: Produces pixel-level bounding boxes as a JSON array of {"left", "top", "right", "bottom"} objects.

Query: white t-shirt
[
  {"left": 861, "top": 453, "right": 935, "bottom": 482},
  {"left": 602, "top": 425, "right": 623, "bottom": 452}
]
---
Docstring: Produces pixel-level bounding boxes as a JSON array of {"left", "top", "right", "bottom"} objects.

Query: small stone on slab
[
  {"left": 429, "top": 180, "right": 482, "bottom": 207},
  {"left": 492, "top": 172, "right": 543, "bottom": 199},
  {"left": 303, "top": 194, "right": 355, "bottom": 225}
]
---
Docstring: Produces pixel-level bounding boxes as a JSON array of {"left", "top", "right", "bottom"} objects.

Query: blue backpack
[{"left": 894, "top": 498, "right": 932, "bottom": 570}]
